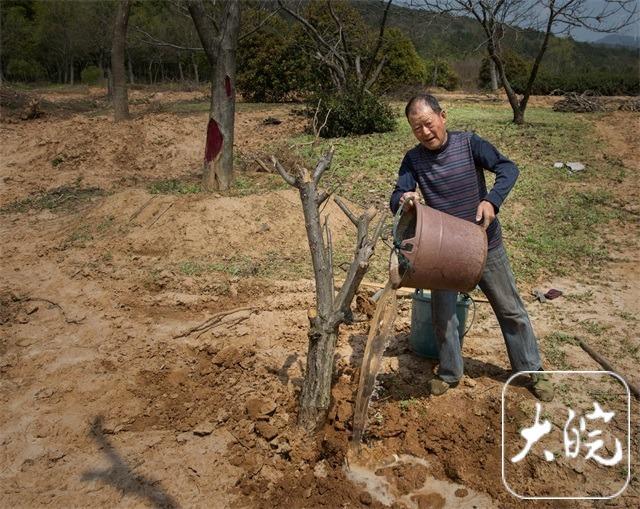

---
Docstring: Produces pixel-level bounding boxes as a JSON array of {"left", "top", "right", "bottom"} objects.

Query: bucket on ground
[
  {"left": 410, "top": 289, "right": 472, "bottom": 359},
  {"left": 389, "top": 203, "right": 487, "bottom": 291}
]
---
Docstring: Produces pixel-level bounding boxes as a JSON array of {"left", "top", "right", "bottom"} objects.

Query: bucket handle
[{"left": 414, "top": 289, "right": 476, "bottom": 340}]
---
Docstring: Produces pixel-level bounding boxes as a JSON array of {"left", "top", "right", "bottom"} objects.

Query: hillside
[{"left": 356, "top": 1, "right": 639, "bottom": 84}]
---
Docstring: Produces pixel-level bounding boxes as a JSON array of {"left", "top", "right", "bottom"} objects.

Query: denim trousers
[{"left": 431, "top": 242, "right": 542, "bottom": 383}]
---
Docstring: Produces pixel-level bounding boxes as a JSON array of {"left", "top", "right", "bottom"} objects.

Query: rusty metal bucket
[{"left": 389, "top": 203, "right": 487, "bottom": 291}]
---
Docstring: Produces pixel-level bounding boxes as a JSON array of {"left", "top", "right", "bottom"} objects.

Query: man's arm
[
  {"left": 470, "top": 133, "right": 519, "bottom": 213},
  {"left": 390, "top": 154, "right": 417, "bottom": 214}
]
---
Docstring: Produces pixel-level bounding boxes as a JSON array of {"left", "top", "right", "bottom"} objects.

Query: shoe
[
  {"left": 429, "top": 377, "right": 458, "bottom": 396},
  {"left": 530, "top": 372, "right": 554, "bottom": 402}
]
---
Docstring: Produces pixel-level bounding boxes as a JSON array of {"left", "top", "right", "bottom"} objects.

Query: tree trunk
[
  {"left": 191, "top": 53, "right": 199, "bottom": 84},
  {"left": 298, "top": 327, "right": 339, "bottom": 428},
  {"left": 128, "top": 52, "right": 135, "bottom": 84},
  {"left": 112, "top": 0, "right": 131, "bottom": 121},
  {"left": 106, "top": 67, "right": 113, "bottom": 98},
  {"left": 512, "top": 107, "right": 525, "bottom": 125},
  {"left": 489, "top": 59, "right": 498, "bottom": 91},
  {"left": 178, "top": 60, "right": 184, "bottom": 82},
  {"left": 190, "top": 1, "right": 241, "bottom": 191},
  {"left": 70, "top": 58, "right": 74, "bottom": 85}
]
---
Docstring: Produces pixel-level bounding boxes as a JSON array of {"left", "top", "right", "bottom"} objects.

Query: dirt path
[{"left": 1, "top": 97, "right": 638, "bottom": 507}]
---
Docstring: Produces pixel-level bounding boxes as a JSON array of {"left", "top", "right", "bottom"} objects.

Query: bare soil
[{"left": 1, "top": 88, "right": 638, "bottom": 508}]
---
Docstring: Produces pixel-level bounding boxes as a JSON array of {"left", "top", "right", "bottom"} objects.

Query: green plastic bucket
[{"left": 410, "top": 290, "right": 473, "bottom": 359}]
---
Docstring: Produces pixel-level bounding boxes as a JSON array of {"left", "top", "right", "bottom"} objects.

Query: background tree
[
  {"left": 236, "top": 10, "right": 312, "bottom": 102},
  {"left": 187, "top": 0, "right": 240, "bottom": 191},
  {"left": 278, "top": 0, "right": 398, "bottom": 136},
  {"left": 112, "top": 0, "right": 132, "bottom": 121},
  {"left": 416, "top": 0, "right": 638, "bottom": 123}
]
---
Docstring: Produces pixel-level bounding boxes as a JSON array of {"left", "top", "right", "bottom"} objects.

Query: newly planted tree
[{"left": 272, "top": 148, "right": 386, "bottom": 431}]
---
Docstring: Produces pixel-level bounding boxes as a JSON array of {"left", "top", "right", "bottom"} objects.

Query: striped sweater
[{"left": 389, "top": 131, "right": 519, "bottom": 251}]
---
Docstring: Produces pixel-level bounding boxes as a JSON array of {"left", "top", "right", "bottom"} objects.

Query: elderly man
[{"left": 390, "top": 94, "right": 552, "bottom": 401}]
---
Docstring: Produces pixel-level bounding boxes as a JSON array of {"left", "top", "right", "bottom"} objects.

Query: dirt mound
[{"left": 2, "top": 99, "right": 639, "bottom": 508}]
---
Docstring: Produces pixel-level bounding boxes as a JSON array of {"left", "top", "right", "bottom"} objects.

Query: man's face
[{"left": 407, "top": 103, "right": 447, "bottom": 150}]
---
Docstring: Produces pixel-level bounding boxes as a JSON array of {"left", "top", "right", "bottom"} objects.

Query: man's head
[{"left": 405, "top": 94, "right": 447, "bottom": 151}]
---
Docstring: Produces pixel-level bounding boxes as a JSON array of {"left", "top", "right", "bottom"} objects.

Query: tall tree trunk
[
  {"left": 178, "top": 60, "right": 184, "bottom": 82},
  {"left": 127, "top": 51, "right": 135, "bottom": 84},
  {"left": 489, "top": 58, "right": 498, "bottom": 91},
  {"left": 112, "top": 0, "right": 131, "bottom": 121},
  {"left": 189, "top": 1, "right": 240, "bottom": 191},
  {"left": 106, "top": 67, "right": 113, "bottom": 98},
  {"left": 70, "top": 58, "right": 74, "bottom": 85},
  {"left": 191, "top": 53, "right": 199, "bottom": 84}
]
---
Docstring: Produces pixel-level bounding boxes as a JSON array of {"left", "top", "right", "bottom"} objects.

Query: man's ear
[{"left": 441, "top": 110, "right": 447, "bottom": 123}]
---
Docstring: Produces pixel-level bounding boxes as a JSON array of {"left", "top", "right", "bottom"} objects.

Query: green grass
[
  {"left": 540, "top": 331, "right": 579, "bottom": 370},
  {"left": 274, "top": 102, "right": 627, "bottom": 284},
  {"left": 0, "top": 186, "right": 105, "bottom": 214},
  {"left": 177, "top": 251, "right": 310, "bottom": 280}
]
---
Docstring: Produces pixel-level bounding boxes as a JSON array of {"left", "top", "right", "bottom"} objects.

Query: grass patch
[
  {"left": 0, "top": 186, "right": 105, "bottom": 214},
  {"left": 149, "top": 179, "right": 202, "bottom": 195},
  {"left": 541, "top": 331, "right": 578, "bottom": 369},
  {"left": 281, "top": 103, "right": 629, "bottom": 284},
  {"left": 580, "top": 320, "right": 612, "bottom": 336},
  {"left": 178, "top": 251, "right": 310, "bottom": 280}
]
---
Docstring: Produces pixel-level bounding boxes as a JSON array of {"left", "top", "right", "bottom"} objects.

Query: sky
[
  {"left": 399, "top": 0, "right": 639, "bottom": 43},
  {"left": 564, "top": 0, "right": 639, "bottom": 42}
]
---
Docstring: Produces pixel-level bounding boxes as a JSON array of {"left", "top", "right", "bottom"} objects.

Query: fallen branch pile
[
  {"left": 553, "top": 92, "right": 605, "bottom": 113},
  {"left": 618, "top": 97, "right": 640, "bottom": 112}
]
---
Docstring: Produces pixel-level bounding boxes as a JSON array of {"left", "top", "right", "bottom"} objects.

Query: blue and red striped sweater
[{"left": 390, "top": 131, "right": 519, "bottom": 251}]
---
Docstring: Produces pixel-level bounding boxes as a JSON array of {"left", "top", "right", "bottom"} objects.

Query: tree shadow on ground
[{"left": 81, "top": 416, "right": 179, "bottom": 509}]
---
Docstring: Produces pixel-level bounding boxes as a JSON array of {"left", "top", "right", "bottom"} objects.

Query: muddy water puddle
[{"left": 345, "top": 452, "right": 496, "bottom": 508}]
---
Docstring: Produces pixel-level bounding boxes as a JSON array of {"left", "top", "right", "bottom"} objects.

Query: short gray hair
[{"left": 405, "top": 94, "right": 442, "bottom": 117}]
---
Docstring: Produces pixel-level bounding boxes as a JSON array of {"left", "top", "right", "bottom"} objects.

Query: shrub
[
  {"left": 6, "top": 59, "right": 45, "bottom": 82},
  {"left": 376, "top": 28, "right": 427, "bottom": 92},
  {"left": 424, "top": 59, "right": 459, "bottom": 90},
  {"left": 311, "top": 90, "right": 396, "bottom": 138},
  {"left": 81, "top": 65, "right": 103, "bottom": 85}
]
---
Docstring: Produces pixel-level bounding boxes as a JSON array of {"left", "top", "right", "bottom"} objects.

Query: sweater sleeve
[
  {"left": 389, "top": 153, "right": 417, "bottom": 214},
  {"left": 470, "top": 133, "right": 519, "bottom": 212}
]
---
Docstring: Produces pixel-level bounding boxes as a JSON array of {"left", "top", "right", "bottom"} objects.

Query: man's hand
[
  {"left": 475, "top": 200, "right": 496, "bottom": 230},
  {"left": 399, "top": 191, "right": 420, "bottom": 211}
]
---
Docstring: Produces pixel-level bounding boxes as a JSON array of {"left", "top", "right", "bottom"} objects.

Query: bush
[
  {"left": 312, "top": 90, "right": 396, "bottom": 138},
  {"left": 236, "top": 10, "right": 313, "bottom": 102},
  {"left": 81, "top": 65, "right": 103, "bottom": 85},
  {"left": 424, "top": 59, "right": 459, "bottom": 90},
  {"left": 6, "top": 59, "right": 46, "bottom": 82},
  {"left": 376, "top": 28, "right": 427, "bottom": 92}
]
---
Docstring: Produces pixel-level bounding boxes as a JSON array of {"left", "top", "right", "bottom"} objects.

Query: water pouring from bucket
[{"left": 349, "top": 202, "right": 488, "bottom": 452}]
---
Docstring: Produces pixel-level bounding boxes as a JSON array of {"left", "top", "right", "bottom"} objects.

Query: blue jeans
[{"left": 431, "top": 243, "right": 542, "bottom": 383}]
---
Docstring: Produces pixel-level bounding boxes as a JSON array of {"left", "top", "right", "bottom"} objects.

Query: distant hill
[
  {"left": 354, "top": 1, "right": 639, "bottom": 91},
  {"left": 594, "top": 34, "right": 640, "bottom": 49}
]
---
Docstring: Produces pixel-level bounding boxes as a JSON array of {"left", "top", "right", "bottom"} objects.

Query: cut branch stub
[
  {"left": 312, "top": 145, "right": 335, "bottom": 184},
  {"left": 333, "top": 195, "right": 358, "bottom": 226}
]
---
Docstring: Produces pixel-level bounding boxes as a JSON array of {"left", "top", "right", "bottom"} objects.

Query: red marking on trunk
[
  {"left": 225, "top": 75, "right": 232, "bottom": 98},
  {"left": 204, "top": 118, "right": 223, "bottom": 163}
]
